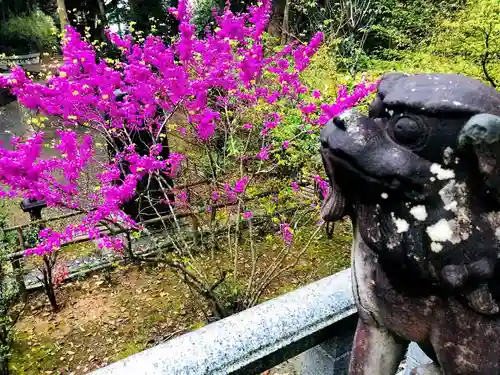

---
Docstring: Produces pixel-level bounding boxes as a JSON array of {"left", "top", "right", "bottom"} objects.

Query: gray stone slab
[
  {"left": 90, "top": 268, "right": 355, "bottom": 375},
  {"left": 299, "top": 313, "right": 356, "bottom": 375},
  {"left": 89, "top": 264, "right": 438, "bottom": 375},
  {"left": 403, "top": 342, "right": 433, "bottom": 375}
]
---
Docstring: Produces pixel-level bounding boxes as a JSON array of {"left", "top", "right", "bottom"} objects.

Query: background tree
[
  {"left": 56, "top": 0, "right": 70, "bottom": 33},
  {"left": 428, "top": 0, "right": 500, "bottom": 87},
  {"left": 128, "top": 0, "right": 180, "bottom": 37}
]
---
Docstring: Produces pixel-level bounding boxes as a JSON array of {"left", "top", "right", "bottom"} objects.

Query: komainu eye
[{"left": 390, "top": 115, "right": 428, "bottom": 149}]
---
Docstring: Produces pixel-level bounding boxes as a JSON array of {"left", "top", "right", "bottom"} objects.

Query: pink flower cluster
[
  {"left": 280, "top": 223, "right": 294, "bottom": 245},
  {"left": 0, "top": 0, "right": 375, "bottom": 256}
]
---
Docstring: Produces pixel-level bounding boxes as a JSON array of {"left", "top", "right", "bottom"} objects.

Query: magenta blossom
[
  {"left": 280, "top": 223, "right": 294, "bottom": 244},
  {"left": 312, "top": 175, "right": 329, "bottom": 199},
  {"left": 234, "top": 176, "right": 249, "bottom": 193},
  {"left": 0, "top": 0, "right": 375, "bottom": 257},
  {"left": 257, "top": 146, "right": 270, "bottom": 160}
]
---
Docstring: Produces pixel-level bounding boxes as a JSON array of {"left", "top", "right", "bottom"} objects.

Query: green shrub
[
  {"left": 288, "top": 0, "right": 465, "bottom": 61},
  {"left": 428, "top": 0, "right": 500, "bottom": 86},
  {"left": 357, "top": 0, "right": 500, "bottom": 85},
  {"left": 0, "top": 10, "right": 58, "bottom": 55},
  {"left": 191, "top": 0, "right": 224, "bottom": 36}
]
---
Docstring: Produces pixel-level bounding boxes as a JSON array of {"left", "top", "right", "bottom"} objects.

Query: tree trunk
[
  {"left": 56, "top": 0, "right": 70, "bottom": 33},
  {"left": 0, "top": 355, "right": 8, "bottom": 375},
  {"left": 45, "top": 282, "right": 58, "bottom": 312},
  {"left": 97, "top": 0, "right": 106, "bottom": 22},
  {"left": 95, "top": 0, "right": 108, "bottom": 43},
  {"left": 42, "top": 256, "right": 58, "bottom": 312},
  {"left": 268, "top": 0, "right": 286, "bottom": 38},
  {"left": 280, "top": 0, "right": 290, "bottom": 45}
]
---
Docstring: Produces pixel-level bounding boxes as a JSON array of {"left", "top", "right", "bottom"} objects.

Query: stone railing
[
  {"left": 89, "top": 268, "right": 433, "bottom": 375},
  {"left": 0, "top": 52, "right": 40, "bottom": 71}
]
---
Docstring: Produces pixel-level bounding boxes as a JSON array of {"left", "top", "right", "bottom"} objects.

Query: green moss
[
  {"left": 301, "top": 219, "right": 352, "bottom": 278},
  {"left": 61, "top": 242, "right": 97, "bottom": 259},
  {"left": 111, "top": 340, "right": 147, "bottom": 362},
  {"left": 190, "top": 321, "right": 206, "bottom": 330},
  {"left": 142, "top": 312, "right": 165, "bottom": 330},
  {"left": 10, "top": 333, "right": 61, "bottom": 374}
]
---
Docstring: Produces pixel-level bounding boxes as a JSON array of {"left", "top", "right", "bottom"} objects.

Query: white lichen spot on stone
[
  {"left": 430, "top": 163, "right": 455, "bottom": 180},
  {"left": 410, "top": 205, "right": 428, "bottom": 221},
  {"left": 381, "top": 192, "right": 388, "bottom": 199},
  {"left": 430, "top": 242, "right": 443, "bottom": 252},
  {"left": 340, "top": 109, "right": 366, "bottom": 145},
  {"left": 483, "top": 212, "right": 500, "bottom": 241},
  {"left": 391, "top": 213, "right": 409, "bottom": 233},
  {"left": 426, "top": 219, "right": 453, "bottom": 242},
  {"left": 438, "top": 180, "right": 472, "bottom": 243},
  {"left": 444, "top": 201, "right": 458, "bottom": 212},
  {"left": 438, "top": 180, "right": 462, "bottom": 212},
  {"left": 395, "top": 218, "right": 409, "bottom": 233},
  {"left": 448, "top": 216, "right": 471, "bottom": 244},
  {"left": 443, "top": 147, "right": 453, "bottom": 165},
  {"left": 387, "top": 236, "right": 399, "bottom": 249}
]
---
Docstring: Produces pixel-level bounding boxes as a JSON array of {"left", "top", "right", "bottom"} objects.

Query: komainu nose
[{"left": 332, "top": 116, "right": 346, "bottom": 131}]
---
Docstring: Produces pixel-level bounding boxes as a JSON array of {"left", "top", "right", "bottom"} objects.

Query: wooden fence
[{"left": 1, "top": 181, "right": 320, "bottom": 292}]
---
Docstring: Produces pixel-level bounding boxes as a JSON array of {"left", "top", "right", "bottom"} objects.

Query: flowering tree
[{"left": 0, "top": 0, "right": 375, "bottom": 317}]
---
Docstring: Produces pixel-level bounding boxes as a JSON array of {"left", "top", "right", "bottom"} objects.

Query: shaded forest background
[{"left": 0, "top": 0, "right": 499, "bottom": 87}]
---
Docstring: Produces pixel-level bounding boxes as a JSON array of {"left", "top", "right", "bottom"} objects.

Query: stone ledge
[
  {"left": 90, "top": 268, "right": 355, "bottom": 375},
  {"left": 89, "top": 267, "right": 434, "bottom": 375}
]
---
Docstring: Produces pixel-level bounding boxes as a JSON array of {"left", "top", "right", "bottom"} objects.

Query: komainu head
[{"left": 320, "top": 72, "right": 500, "bottom": 315}]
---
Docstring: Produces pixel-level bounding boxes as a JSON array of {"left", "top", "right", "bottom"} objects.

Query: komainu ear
[
  {"left": 319, "top": 148, "right": 348, "bottom": 223},
  {"left": 458, "top": 113, "right": 500, "bottom": 193}
]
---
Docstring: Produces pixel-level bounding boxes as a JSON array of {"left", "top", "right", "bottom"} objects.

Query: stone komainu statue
[{"left": 320, "top": 72, "right": 500, "bottom": 375}]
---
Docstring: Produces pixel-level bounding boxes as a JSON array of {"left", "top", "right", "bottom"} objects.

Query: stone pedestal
[
  {"left": 403, "top": 343, "right": 433, "bottom": 375},
  {"left": 298, "top": 315, "right": 355, "bottom": 375},
  {"left": 299, "top": 340, "right": 433, "bottom": 375},
  {"left": 299, "top": 335, "right": 352, "bottom": 375}
]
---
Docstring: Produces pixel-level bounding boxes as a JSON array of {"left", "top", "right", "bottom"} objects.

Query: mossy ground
[{"left": 9, "top": 219, "right": 352, "bottom": 375}]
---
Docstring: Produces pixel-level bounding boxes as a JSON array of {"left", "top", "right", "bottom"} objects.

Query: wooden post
[{"left": 13, "top": 228, "right": 26, "bottom": 296}]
